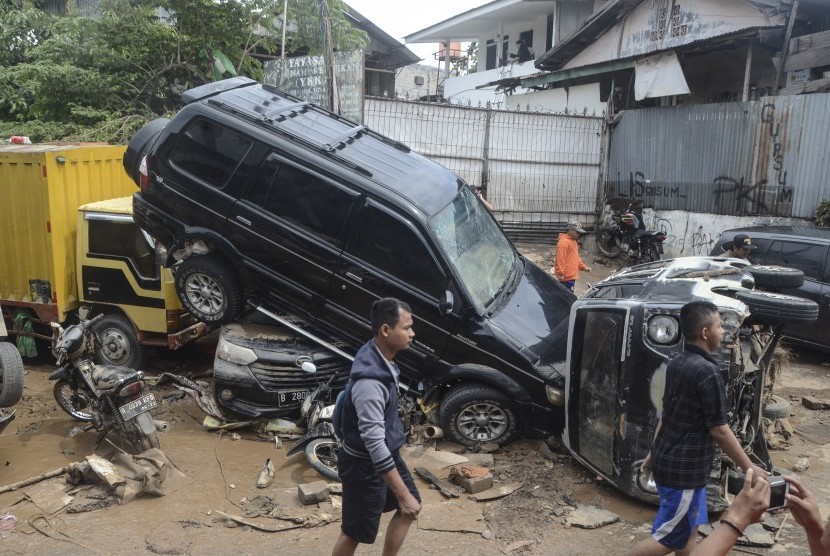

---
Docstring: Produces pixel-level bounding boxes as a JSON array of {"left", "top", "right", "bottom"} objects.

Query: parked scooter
[
  {"left": 597, "top": 203, "right": 667, "bottom": 264},
  {"left": 285, "top": 365, "right": 342, "bottom": 482},
  {"left": 49, "top": 314, "right": 164, "bottom": 453}
]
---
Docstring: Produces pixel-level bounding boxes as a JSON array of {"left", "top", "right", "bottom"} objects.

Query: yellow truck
[{"left": 0, "top": 144, "right": 204, "bottom": 369}]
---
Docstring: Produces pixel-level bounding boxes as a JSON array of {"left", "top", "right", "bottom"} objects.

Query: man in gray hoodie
[{"left": 332, "top": 298, "right": 421, "bottom": 556}]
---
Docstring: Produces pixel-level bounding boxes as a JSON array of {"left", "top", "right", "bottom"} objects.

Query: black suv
[
  {"left": 125, "top": 77, "right": 575, "bottom": 446},
  {"left": 712, "top": 226, "right": 830, "bottom": 351}
]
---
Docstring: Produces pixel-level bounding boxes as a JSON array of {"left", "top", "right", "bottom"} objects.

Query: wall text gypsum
[{"left": 607, "top": 94, "right": 830, "bottom": 219}]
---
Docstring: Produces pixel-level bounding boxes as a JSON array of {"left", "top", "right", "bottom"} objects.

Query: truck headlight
[
  {"left": 216, "top": 334, "right": 257, "bottom": 365},
  {"left": 546, "top": 385, "right": 564, "bottom": 406},
  {"left": 647, "top": 315, "right": 680, "bottom": 345}
]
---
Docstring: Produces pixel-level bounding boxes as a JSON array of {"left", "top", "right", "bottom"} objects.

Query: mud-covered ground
[{"left": 2, "top": 245, "right": 830, "bottom": 555}]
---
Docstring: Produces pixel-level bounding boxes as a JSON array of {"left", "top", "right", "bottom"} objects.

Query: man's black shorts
[{"left": 338, "top": 448, "right": 421, "bottom": 544}]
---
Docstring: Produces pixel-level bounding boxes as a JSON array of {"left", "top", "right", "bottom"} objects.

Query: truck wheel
[
  {"left": 123, "top": 118, "right": 170, "bottom": 186},
  {"left": 735, "top": 290, "right": 818, "bottom": 325},
  {"left": 438, "top": 384, "right": 518, "bottom": 447},
  {"left": 175, "top": 255, "right": 243, "bottom": 325},
  {"left": 0, "top": 343, "right": 24, "bottom": 407},
  {"left": 747, "top": 266, "right": 804, "bottom": 290},
  {"left": 93, "top": 315, "right": 146, "bottom": 370}
]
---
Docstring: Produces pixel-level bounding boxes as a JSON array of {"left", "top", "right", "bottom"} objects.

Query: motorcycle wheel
[
  {"left": 643, "top": 244, "right": 661, "bottom": 263},
  {"left": 305, "top": 437, "right": 341, "bottom": 482},
  {"left": 122, "top": 419, "right": 160, "bottom": 453},
  {"left": 53, "top": 380, "right": 94, "bottom": 421},
  {"left": 596, "top": 230, "right": 622, "bottom": 258}
]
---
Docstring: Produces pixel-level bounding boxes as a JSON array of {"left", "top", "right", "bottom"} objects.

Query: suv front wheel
[
  {"left": 438, "top": 383, "right": 518, "bottom": 447},
  {"left": 174, "top": 255, "right": 243, "bottom": 324}
]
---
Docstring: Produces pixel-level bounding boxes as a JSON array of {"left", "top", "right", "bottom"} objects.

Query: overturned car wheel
[
  {"left": 0, "top": 343, "right": 24, "bottom": 407},
  {"left": 175, "top": 255, "right": 243, "bottom": 325},
  {"left": 735, "top": 290, "right": 818, "bottom": 325},
  {"left": 747, "top": 265, "right": 804, "bottom": 290},
  {"left": 439, "top": 384, "right": 518, "bottom": 447}
]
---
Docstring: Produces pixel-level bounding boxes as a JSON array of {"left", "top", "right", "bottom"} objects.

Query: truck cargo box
[{"left": 0, "top": 144, "right": 136, "bottom": 325}]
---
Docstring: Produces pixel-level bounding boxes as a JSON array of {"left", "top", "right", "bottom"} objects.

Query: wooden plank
[
  {"left": 785, "top": 45, "right": 830, "bottom": 72},
  {"left": 778, "top": 76, "right": 830, "bottom": 96},
  {"left": 790, "top": 29, "right": 830, "bottom": 54},
  {"left": 413, "top": 466, "right": 460, "bottom": 498}
]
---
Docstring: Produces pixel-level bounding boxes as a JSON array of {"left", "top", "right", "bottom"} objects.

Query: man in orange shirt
[{"left": 554, "top": 221, "right": 591, "bottom": 292}]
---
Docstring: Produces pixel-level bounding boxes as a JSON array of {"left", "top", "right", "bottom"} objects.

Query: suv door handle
[
  {"left": 345, "top": 271, "right": 362, "bottom": 283},
  {"left": 235, "top": 215, "right": 252, "bottom": 226}
]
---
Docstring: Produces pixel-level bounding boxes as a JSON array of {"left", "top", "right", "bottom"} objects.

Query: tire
[
  {"left": 122, "top": 419, "right": 161, "bottom": 453},
  {"left": 596, "top": 230, "right": 622, "bottom": 258},
  {"left": 748, "top": 266, "right": 805, "bottom": 290},
  {"left": 93, "top": 315, "right": 146, "bottom": 370},
  {"left": 305, "top": 437, "right": 341, "bottom": 482},
  {"left": 641, "top": 244, "right": 660, "bottom": 263},
  {"left": 762, "top": 395, "right": 791, "bottom": 419},
  {"left": 438, "top": 384, "right": 518, "bottom": 447},
  {"left": 123, "top": 118, "right": 170, "bottom": 186},
  {"left": 174, "top": 255, "right": 243, "bottom": 325},
  {"left": 734, "top": 289, "right": 819, "bottom": 325},
  {"left": 53, "top": 380, "right": 94, "bottom": 421},
  {"left": 0, "top": 343, "right": 24, "bottom": 407}
]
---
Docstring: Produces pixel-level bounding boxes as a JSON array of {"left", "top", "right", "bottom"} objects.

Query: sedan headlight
[
  {"left": 546, "top": 385, "right": 564, "bottom": 406},
  {"left": 647, "top": 315, "right": 680, "bottom": 345},
  {"left": 215, "top": 334, "right": 258, "bottom": 365}
]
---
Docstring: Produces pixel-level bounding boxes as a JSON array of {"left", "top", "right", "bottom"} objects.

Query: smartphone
[{"left": 768, "top": 477, "right": 789, "bottom": 510}]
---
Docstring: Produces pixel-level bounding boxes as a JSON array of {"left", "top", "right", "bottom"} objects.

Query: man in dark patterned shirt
[{"left": 626, "top": 301, "right": 768, "bottom": 556}]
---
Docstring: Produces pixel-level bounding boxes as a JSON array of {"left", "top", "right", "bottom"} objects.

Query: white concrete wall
[
  {"left": 631, "top": 209, "right": 808, "bottom": 259},
  {"left": 443, "top": 60, "right": 540, "bottom": 107},
  {"left": 505, "top": 83, "right": 605, "bottom": 115}
]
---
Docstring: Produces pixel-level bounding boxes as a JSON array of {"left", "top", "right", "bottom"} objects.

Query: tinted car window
[
  {"left": 765, "top": 240, "right": 826, "bottom": 280},
  {"left": 169, "top": 119, "right": 251, "bottom": 187},
  {"left": 258, "top": 163, "right": 357, "bottom": 245},
  {"left": 347, "top": 205, "right": 445, "bottom": 298},
  {"left": 88, "top": 219, "right": 157, "bottom": 279}
]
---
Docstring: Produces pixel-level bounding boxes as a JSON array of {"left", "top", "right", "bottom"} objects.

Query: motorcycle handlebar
[{"left": 82, "top": 313, "right": 104, "bottom": 329}]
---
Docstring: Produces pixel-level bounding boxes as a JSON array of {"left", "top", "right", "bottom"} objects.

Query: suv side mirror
[{"left": 439, "top": 290, "right": 454, "bottom": 316}]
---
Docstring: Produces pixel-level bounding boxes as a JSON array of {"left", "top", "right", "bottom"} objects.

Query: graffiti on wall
[
  {"left": 690, "top": 225, "right": 721, "bottom": 256},
  {"left": 616, "top": 171, "right": 687, "bottom": 200}
]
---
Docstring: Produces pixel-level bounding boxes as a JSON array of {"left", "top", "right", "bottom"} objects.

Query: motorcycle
[
  {"left": 596, "top": 203, "right": 667, "bottom": 264},
  {"left": 49, "top": 314, "right": 164, "bottom": 453},
  {"left": 286, "top": 366, "right": 421, "bottom": 482}
]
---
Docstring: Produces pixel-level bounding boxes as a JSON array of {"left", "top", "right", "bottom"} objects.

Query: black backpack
[{"left": 332, "top": 381, "right": 351, "bottom": 441}]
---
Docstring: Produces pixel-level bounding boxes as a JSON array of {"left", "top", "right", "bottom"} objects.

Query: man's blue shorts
[{"left": 651, "top": 485, "right": 708, "bottom": 550}]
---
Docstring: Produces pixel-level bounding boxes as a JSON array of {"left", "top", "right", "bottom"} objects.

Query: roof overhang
[
  {"left": 536, "top": 0, "right": 642, "bottom": 71},
  {"left": 343, "top": 4, "right": 420, "bottom": 66},
  {"left": 404, "top": 0, "right": 557, "bottom": 43}
]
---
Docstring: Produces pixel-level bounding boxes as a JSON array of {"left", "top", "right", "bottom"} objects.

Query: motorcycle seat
[
  {"left": 635, "top": 229, "right": 660, "bottom": 238},
  {"left": 90, "top": 365, "right": 141, "bottom": 391}
]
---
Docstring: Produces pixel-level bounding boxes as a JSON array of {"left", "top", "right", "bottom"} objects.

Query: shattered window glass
[
  {"left": 575, "top": 309, "right": 624, "bottom": 476},
  {"left": 430, "top": 187, "right": 517, "bottom": 311}
]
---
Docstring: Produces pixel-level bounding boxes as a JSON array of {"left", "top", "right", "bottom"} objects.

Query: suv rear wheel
[
  {"left": 175, "top": 255, "right": 243, "bottom": 325},
  {"left": 735, "top": 290, "right": 818, "bottom": 325},
  {"left": 747, "top": 265, "right": 804, "bottom": 290},
  {"left": 438, "top": 383, "right": 518, "bottom": 447}
]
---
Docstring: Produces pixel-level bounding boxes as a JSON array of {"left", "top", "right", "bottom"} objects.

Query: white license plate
[
  {"left": 277, "top": 390, "right": 310, "bottom": 407},
  {"left": 119, "top": 393, "right": 157, "bottom": 421}
]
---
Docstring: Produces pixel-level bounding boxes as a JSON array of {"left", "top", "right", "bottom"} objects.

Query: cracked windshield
[{"left": 430, "top": 186, "right": 517, "bottom": 311}]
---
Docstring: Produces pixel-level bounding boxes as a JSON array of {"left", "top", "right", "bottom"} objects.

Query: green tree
[{"left": 0, "top": 0, "right": 368, "bottom": 142}]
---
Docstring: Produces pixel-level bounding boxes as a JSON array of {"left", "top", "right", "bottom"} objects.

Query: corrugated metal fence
[
  {"left": 608, "top": 94, "right": 830, "bottom": 219},
  {"left": 364, "top": 97, "right": 604, "bottom": 242}
]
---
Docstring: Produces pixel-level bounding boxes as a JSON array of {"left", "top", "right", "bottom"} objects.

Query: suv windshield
[{"left": 430, "top": 187, "right": 517, "bottom": 311}]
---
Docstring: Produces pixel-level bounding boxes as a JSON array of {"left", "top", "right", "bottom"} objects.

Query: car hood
[{"left": 487, "top": 260, "right": 575, "bottom": 369}]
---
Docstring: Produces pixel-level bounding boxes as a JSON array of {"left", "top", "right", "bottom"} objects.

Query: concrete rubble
[{"left": 565, "top": 506, "right": 620, "bottom": 529}]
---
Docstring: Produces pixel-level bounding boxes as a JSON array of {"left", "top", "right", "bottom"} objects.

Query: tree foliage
[{"left": 0, "top": 0, "right": 369, "bottom": 143}]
